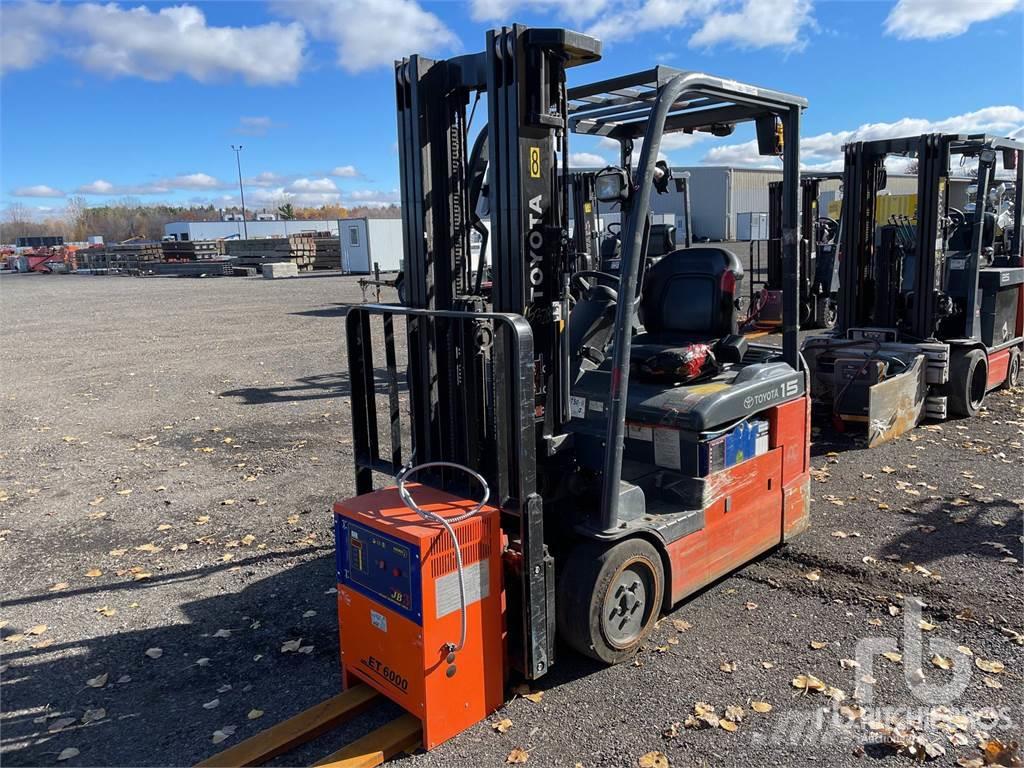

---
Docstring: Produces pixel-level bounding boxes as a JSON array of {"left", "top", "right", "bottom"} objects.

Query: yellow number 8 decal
[{"left": 529, "top": 147, "right": 541, "bottom": 179}]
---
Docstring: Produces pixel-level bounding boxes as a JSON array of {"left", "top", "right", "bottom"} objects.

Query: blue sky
[{"left": 1, "top": 0, "right": 1022, "bottom": 217}]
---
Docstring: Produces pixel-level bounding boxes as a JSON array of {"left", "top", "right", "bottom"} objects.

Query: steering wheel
[
  {"left": 605, "top": 221, "right": 622, "bottom": 237},
  {"left": 817, "top": 217, "right": 839, "bottom": 244},
  {"left": 947, "top": 208, "right": 966, "bottom": 229},
  {"left": 572, "top": 270, "right": 620, "bottom": 297}
]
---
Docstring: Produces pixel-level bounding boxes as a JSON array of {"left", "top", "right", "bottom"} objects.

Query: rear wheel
[
  {"left": 1001, "top": 347, "right": 1021, "bottom": 390},
  {"left": 557, "top": 538, "right": 664, "bottom": 664},
  {"left": 947, "top": 348, "right": 988, "bottom": 418}
]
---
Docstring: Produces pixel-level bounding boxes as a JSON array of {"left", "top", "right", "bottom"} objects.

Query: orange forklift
[{"left": 334, "top": 24, "right": 812, "bottom": 750}]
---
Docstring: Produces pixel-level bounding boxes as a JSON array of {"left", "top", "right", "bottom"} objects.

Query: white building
[{"left": 163, "top": 219, "right": 341, "bottom": 241}]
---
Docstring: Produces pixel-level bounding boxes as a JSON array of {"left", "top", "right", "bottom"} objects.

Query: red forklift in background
[
  {"left": 803, "top": 133, "right": 1023, "bottom": 446},
  {"left": 333, "top": 24, "right": 811, "bottom": 751}
]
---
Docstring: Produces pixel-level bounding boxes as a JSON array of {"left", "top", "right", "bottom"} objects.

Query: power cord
[{"left": 395, "top": 461, "right": 490, "bottom": 657}]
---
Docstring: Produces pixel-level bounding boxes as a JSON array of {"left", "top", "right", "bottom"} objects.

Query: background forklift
[
  {"left": 747, "top": 173, "right": 841, "bottom": 330},
  {"left": 334, "top": 24, "right": 811, "bottom": 750},
  {"left": 803, "top": 133, "right": 1023, "bottom": 446}
]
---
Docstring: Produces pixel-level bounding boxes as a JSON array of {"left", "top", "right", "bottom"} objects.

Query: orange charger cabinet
[{"left": 333, "top": 484, "right": 506, "bottom": 749}]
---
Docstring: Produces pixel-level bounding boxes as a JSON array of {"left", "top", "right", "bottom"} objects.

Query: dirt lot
[{"left": 1, "top": 272, "right": 1021, "bottom": 768}]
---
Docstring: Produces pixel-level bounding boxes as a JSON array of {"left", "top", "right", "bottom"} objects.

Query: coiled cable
[{"left": 395, "top": 461, "right": 489, "bottom": 655}]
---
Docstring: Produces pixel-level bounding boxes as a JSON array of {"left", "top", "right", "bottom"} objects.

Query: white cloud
[
  {"left": 569, "top": 152, "right": 610, "bottom": 167},
  {"left": 273, "top": 0, "right": 457, "bottom": 73},
  {"left": 884, "top": 0, "right": 1022, "bottom": 40},
  {"left": 331, "top": 165, "right": 361, "bottom": 178},
  {"left": 75, "top": 173, "right": 230, "bottom": 195},
  {"left": 587, "top": 0, "right": 715, "bottom": 45},
  {"left": 236, "top": 116, "right": 276, "bottom": 136},
  {"left": 701, "top": 105, "right": 1024, "bottom": 169},
  {"left": 346, "top": 188, "right": 401, "bottom": 207},
  {"left": 0, "top": 2, "right": 306, "bottom": 84},
  {"left": 288, "top": 178, "right": 338, "bottom": 193},
  {"left": 78, "top": 179, "right": 117, "bottom": 195},
  {"left": 690, "top": 0, "right": 813, "bottom": 49},
  {"left": 0, "top": 1, "right": 60, "bottom": 74},
  {"left": 13, "top": 184, "right": 65, "bottom": 198},
  {"left": 248, "top": 172, "right": 288, "bottom": 187},
  {"left": 471, "top": 0, "right": 610, "bottom": 24}
]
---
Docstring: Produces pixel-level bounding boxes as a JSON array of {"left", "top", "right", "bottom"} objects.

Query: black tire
[
  {"left": 947, "top": 348, "right": 988, "bottom": 418},
  {"left": 394, "top": 271, "right": 407, "bottom": 305},
  {"left": 1001, "top": 348, "right": 1021, "bottom": 390},
  {"left": 557, "top": 537, "right": 664, "bottom": 664}
]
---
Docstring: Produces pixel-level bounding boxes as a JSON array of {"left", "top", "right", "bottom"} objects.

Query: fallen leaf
[
  {"left": 115, "top": 489, "right": 132, "bottom": 496},
  {"left": 211, "top": 725, "right": 237, "bottom": 744},
  {"left": 86, "top": 673, "right": 108, "bottom": 688},
  {"left": 213, "top": 629, "right": 232, "bottom": 639},
  {"left": 57, "top": 748, "right": 80, "bottom": 761},
  {"left": 491, "top": 717, "right": 513, "bottom": 733},
  {"left": 48, "top": 717, "right": 77, "bottom": 732},
  {"left": 27, "top": 624, "right": 47, "bottom": 636},
  {"left": 96, "top": 606, "right": 116, "bottom": 617},
  {"left": 974, "top": 658, "right": 1005, "bottom": 674},
  {"left": 719, "top": 661, "right": 737, "bottom": 673},
  {"left": 145, "top": 647, "right": 163, "bottom": 659},
  {"left": 241, "top": 534, "right": 256, "bottom": 546},
  {"left": 931, "top": 655, "right": 952, "bottom": 670},
  {"left": 638, "top": 751, "right": 668, "bottom": 768},
  {"left": 302, "top": 610, "right": 317, "bottom": 618},
  {"left": 751, "top": 701, "right": 772, "bottom": 713},
  {"left": 804, "top": 571, "right": 821, "bottom": 582},
  {"left": 918, "top": 619, "right": 937, "bottom": 631},
  {"left": 81, "top": 708, "right": 105, "bottom": 724},
  {"left": 108, "top": 549, "right": 127, "bottom": 557},
  {"left": 882, "top": 651, "right": 903, "bottom": 663},
  {"left": 792, "top": 674, "right": 827, "bottom": 693},
  {"left": 672, "top": 620, "right": 691, "bottom": 632},
  {"left": 506, "top": 746, "right": 530, "bottom": 764},
  {"left": 523, "top": 691, "right": 543, "bottom": 703},
  {"left": 203, "top": 699, "right": 220, "bottom": 710},
  {"left": 195, "top": 515, "right": 211, "bottom": 525},
  {"left": 135, "top": 543, "right": 162, "bottom": 554},
  {"left": 221, "top": 499, "right": 236, "bottom": 506},
  {"left": 85, "top": 569, "right": 103, "bottom": 578},
  {"left": 809, "top": 640, "right": 827, "bottom": 650},
  {"left": 982, "top": 676, "right": 1003, "bottom": 689},
  {"left": 719, "top": 719, "right": 738, "bottom": 732},
  {"left": 247, "top": 709, "right": 264, "bottom": 720},
  {"left": 281, "top": 638, "right": 302, "bottom": 653},
  {"left": 48, "top": 582, "right": 70, "bottom": 592}
]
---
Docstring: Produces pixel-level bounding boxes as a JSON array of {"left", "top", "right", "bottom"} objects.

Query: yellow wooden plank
[
  {"left": 196, "top": 686, "right": 380, "bottom": 767},
  {"left": 312, "top": 713, "right": 421, "bottom": 768},
  {"left": 743, "top": 329, "right": 772, "bottom": 339}
]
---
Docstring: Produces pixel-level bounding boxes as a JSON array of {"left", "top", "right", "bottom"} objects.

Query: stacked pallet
[
  {"left": 313, "top": 237, "right": 341, "bottom": 270},
  {"left": 225, "top": 236, "right": 316, "bottom": 272},
  {"left": 161, "top": 239, "right": 226, "bottom": 260},
  {"left": 107, "top": 242, "right": 163, "bottom": 268}
]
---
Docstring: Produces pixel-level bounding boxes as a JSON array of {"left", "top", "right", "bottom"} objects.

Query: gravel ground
[{"left": 1, "top": 272, "right": 1021, "bottom": 768}]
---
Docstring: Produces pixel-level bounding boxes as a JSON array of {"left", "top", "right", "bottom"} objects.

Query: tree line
[{"left": 1, "top": 198, "right": 401, "bottom": 245}]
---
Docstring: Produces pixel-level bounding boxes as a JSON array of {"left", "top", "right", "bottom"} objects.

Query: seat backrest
[
  {"left": 647, "top": 224, "right": 677, "bottom": 260},
  {"left": 640, "top": 247, "right": 744, "bottom": 337}
]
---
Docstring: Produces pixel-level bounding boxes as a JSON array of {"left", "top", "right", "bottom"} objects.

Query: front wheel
[
  {"left": 557, "top": 538, "right": 664, "bottom": 664},
  {"left": 946, "top": 348, "right": 987, "bottom": 418}
]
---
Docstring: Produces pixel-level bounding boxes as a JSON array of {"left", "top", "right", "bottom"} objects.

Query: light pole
[{"left": 230, "top": 145, "right": 248, "bottom": 239}]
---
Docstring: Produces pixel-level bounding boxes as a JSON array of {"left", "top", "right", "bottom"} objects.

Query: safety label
[
  {"left": 370, "top": 609, "right": 388, "bottom": 632},
  {"left": 628, "top": 424, "right": 653, "bottom": 442},
  {"left": 436, "top": 559, "right": 490, "bottom": 619},
  {"left": 653, "top": 427, "right": 682, "bottom": 470},
  {"left": 570, "top": 396, "right": 587, "bottom": 419}
]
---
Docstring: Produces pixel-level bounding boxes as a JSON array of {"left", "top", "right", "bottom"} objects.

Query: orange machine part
[
  {"left": 665, "top": 396, "right": 810, "bottom": 603},
  {"left": 334, "top": 484, "right": 506, "bottom": 750},
  {"left": 986, "top": 348, "right": 1011, "bottom": 390}
]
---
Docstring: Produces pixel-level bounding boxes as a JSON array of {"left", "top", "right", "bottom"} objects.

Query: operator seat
[
  {"left": 635, "top": 246, "right": 744, "bottom": 344},
  {"left": 630, "top": 246, "right": 747, "bottom": 381}
]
